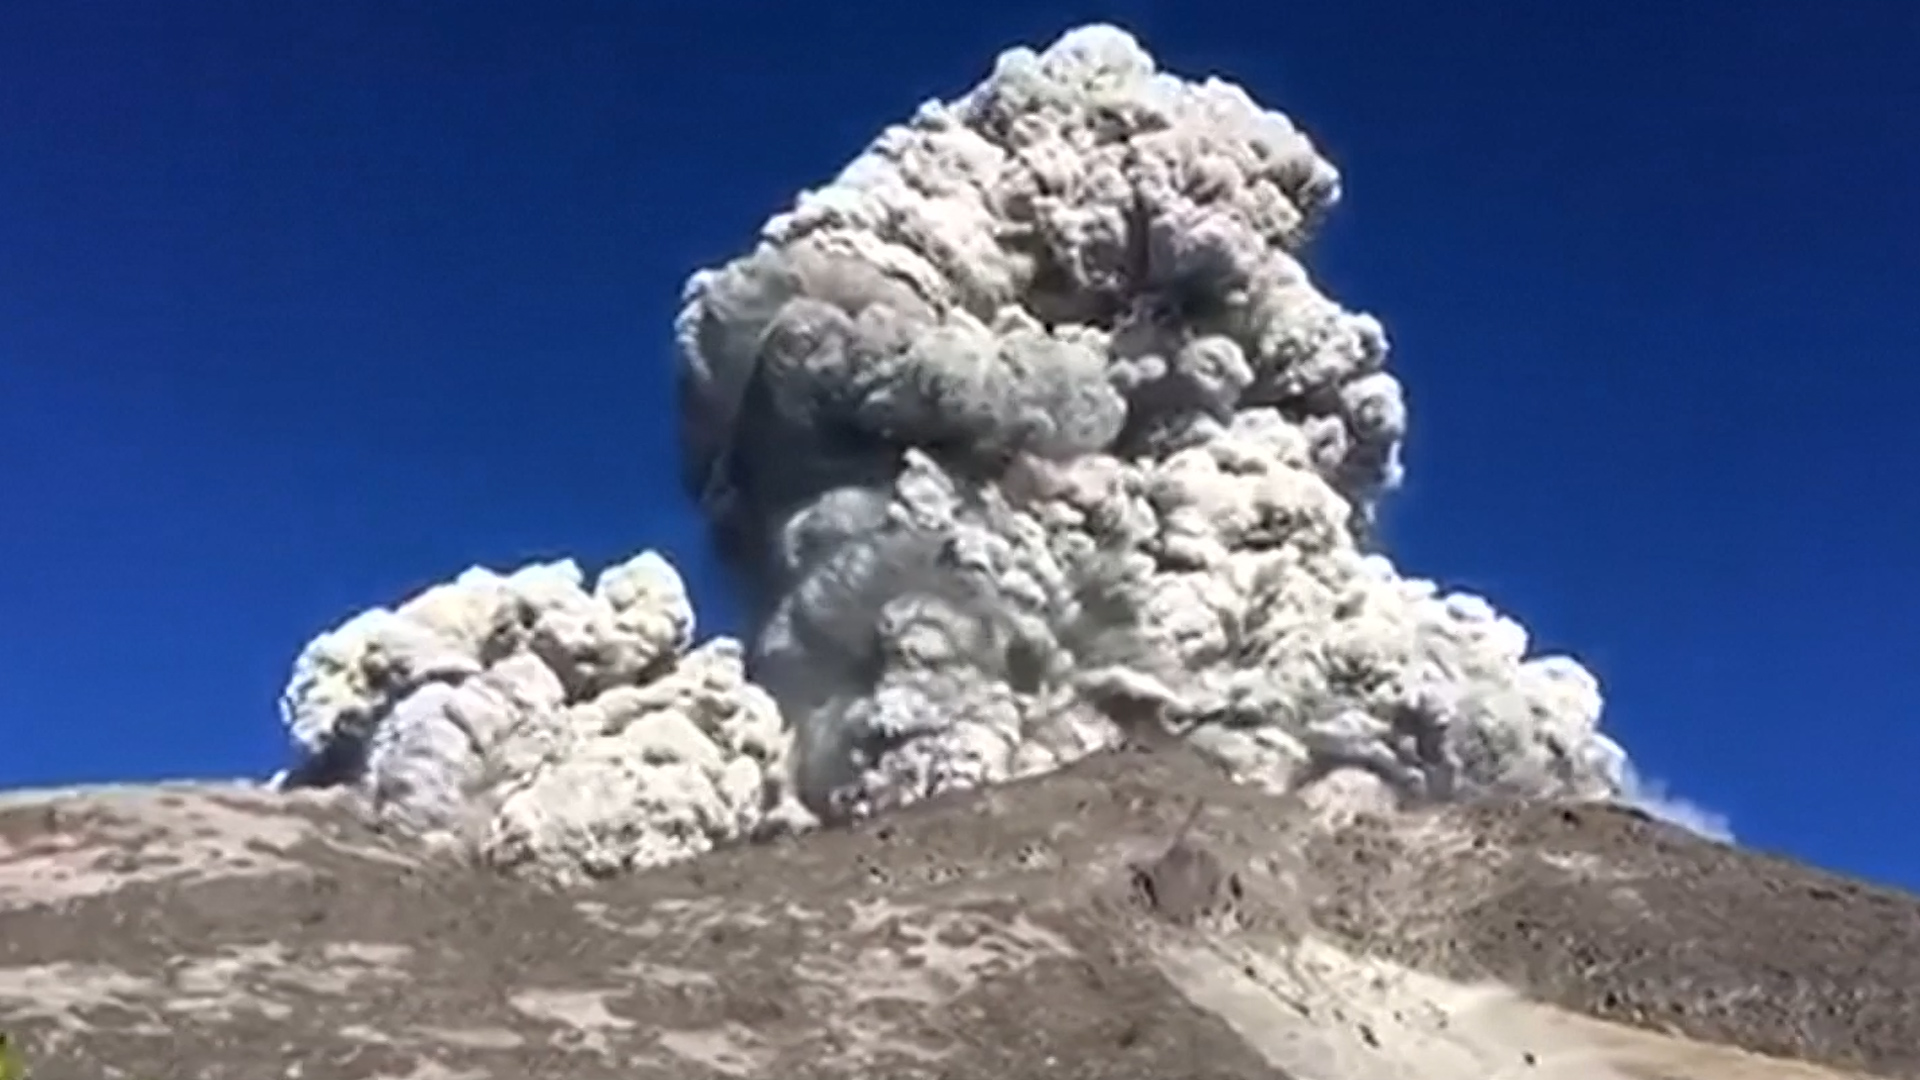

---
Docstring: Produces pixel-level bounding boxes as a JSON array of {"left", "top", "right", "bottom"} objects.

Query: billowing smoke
[
  {"left": 273, "top": 554, "right": 813, "bottom": 879},
  {"left": 674, "top": 24, "right": 1626, "bottom": 820},
  {"left": 274, "top": 26, "right": 1670, "bottom": 883}
]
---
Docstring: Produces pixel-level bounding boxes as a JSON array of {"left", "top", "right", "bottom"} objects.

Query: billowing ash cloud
[
  {"left": 674, "top": 25, "right": 1627, "bottom": 820},
  {"left": 273, "top": 554, "right": 813, "bottom": 881},
  {"left": 275, "top": 25, "right": 1673, "bottom": 882}
]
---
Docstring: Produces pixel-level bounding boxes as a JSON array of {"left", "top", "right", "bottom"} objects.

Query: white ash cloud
[
  {"left": 273, "top": 553, "right": 810, "bottom": 882},
  {"left": 1621, "top": 767, "right": 1735, "bottom": 842},
  {"left": 273, "top": 25, "right": 1710, "bottom": 880},
  {"left": 675, "top": 24, "right": 1630, "bottom": 821}
]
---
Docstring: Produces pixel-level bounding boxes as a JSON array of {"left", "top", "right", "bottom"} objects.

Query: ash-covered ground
[{"left": 2, "top": 747, "right": 1916, "bottom": 1079}]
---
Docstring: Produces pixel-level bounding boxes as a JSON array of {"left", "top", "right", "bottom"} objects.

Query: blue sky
[{"left": 2, "top": 1, "right": 1915, "bottom": 889}]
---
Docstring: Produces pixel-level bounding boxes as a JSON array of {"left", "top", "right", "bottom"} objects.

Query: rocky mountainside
[{"left": 3, "top": 747, "right": 1915, "bottom": 1079}]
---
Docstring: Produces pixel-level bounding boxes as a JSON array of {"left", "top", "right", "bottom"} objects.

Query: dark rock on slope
[{"left": 1, "top": 748, "right": 1915, "bottom": 1079}]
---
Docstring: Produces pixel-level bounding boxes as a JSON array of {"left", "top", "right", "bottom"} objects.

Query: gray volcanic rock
[{"left": 3, "top": 750, "right": 1915, "bottom": 1079}]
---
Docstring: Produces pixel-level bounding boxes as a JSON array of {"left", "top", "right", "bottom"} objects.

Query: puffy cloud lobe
[{"left": 274, "top": 553, "right": 811, "bottom": 882}]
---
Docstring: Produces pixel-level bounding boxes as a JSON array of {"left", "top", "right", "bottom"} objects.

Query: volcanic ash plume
[
  {"left": 273, "top": 554, "right": 813, "bottom": 880},
  {"left": 675, "top": 25, "right": 1628, "bottom": 820},
  {"left": 274, "top": 25, "right": 1637, "bottom": 881}
]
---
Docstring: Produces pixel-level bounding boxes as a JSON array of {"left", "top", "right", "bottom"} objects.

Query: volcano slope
[{"left": 2, "top": 747, "right": 1916, "bottom": 1080}]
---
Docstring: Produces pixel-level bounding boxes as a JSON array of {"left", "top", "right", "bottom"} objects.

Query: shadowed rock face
[{"left": 2, "top": 752, "right": 1916, "bottom": 1080}]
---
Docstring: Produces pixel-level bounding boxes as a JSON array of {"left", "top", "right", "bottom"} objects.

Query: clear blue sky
[{"left": 2, "top": 1, "right": 1915, "bottom": 889}]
